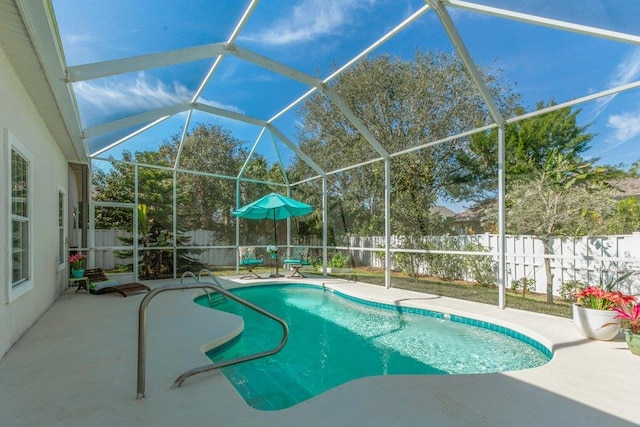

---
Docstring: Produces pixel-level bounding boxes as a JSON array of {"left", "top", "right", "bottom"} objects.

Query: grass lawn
[{"left": 216, "top": 266, "right": 573, "bottom": 318}]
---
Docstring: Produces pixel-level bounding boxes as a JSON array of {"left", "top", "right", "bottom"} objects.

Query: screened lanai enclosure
[{"left": 29, "top": 1, "right": 640, "bottom": 306}]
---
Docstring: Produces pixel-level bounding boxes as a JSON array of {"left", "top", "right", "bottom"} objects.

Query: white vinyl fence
[
  {"left": 336, "top": 233, "right": 640, "bottom": 296},
  {"left": 83, "top": 230, "right": 640, "bottom": 296}
]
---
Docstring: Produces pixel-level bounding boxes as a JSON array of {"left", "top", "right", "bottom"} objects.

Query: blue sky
[{"left": 51, "top": 0, "right": 640, "bottom": 185}]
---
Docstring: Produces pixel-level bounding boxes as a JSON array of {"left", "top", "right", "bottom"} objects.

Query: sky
[{"left": 50, "top": 0, "right": 640, "bottom": 210}]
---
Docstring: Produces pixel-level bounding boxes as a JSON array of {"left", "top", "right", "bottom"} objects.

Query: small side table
[{"left": 68, "top": 276, "right": 89, "bottom": 293}]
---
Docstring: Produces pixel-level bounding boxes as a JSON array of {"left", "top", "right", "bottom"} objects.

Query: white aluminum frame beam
[
  {"left": 191, "top": 0, "right": 259, "bottom": 102},
  {"left": 426, "top": 0, "right": 505, "bottom": 126},
  {"left": 445, "top": 0, "right": 640, "bottom": 45},
  {"left": 92, "top": 115, "right": 171, "bottom": 158},
  {"left": 267, "top": 125, "right": 325, "bottom": 177},
  {"left": 192, "top": 102, "right": 267, "bottom": 127},
  {"left": 83, "top": 103, "right": 189, "bottom": 139},
  {"left": 426, "top": 0, "right": 507, "bottom": 306},
  {"left": 66, "top": 43, "right": 228, "bottom": 83}
]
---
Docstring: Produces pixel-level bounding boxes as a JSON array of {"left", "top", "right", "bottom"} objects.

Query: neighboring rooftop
[{"left": 612, "top": 177, "right": 640, "bottom": 197}]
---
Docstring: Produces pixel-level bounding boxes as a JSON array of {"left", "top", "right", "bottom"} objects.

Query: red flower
[
  {"left": 575, "top": 286, "right": 636, "bottom": 311},
  {"left": 68, "top": 253, "right": 87, "bottom": 269}
]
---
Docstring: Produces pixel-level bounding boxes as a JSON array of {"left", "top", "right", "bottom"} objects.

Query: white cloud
[
  {"left": 64, "top": 32, "right": 95, "bottom": 45},
  {"left": 610, "top": 48, "right": 640, "bottom": 87},
  {"left": 593, "top": 47, "right": 640, "bottom": 117},
  {"left": 74, "top": 73, "right": 190, "bottom": 112},
  {"left": 607, "top": 110, "right": 640, "bottom": 143},
  {"left": 243, "top": 0, "right": 374, "bottom": 45},
  {"left": 73, "top": 72, "right": 244, "bottom": 118}
]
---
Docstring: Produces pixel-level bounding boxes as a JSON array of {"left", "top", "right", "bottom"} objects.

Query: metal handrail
[
  {"left": 182, "top": 270, "right": 214, "bottom": 302},
  {"left": 137, "top": 270, "right": 289, "bottom": 398},
  {"left": 197, "top": 269, "right": 218, "bottom": 303}
]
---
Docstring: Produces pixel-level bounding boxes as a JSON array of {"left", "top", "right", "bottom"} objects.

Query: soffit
[{"left": 0, "top": 0, "right": 86, "bottom": 163}]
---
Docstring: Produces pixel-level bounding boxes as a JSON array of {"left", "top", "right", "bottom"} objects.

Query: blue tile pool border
[{"left": 203, "top": 283, "right": 553, "bottom": 359}]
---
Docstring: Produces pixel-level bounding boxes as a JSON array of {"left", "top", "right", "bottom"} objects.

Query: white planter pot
[{"left": 572, "top": 303, "right": 621, "bottom": 341}]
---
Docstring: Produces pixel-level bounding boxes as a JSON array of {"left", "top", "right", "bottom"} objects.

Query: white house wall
[{"left": 0, "top": 44, "right": 69, "bottom": 358}]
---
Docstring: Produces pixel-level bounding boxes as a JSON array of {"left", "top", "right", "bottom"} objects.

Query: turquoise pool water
[{"left": 197, "top": 285, "right": 551, "bottom": 411}]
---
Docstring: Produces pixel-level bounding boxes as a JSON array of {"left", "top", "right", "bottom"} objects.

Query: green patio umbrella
[{"left": 232, "top": 193, "right": 313, "bottom": 276}]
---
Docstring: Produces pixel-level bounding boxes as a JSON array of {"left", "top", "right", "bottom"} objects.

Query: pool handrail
[{"left": 136, "top": 269, "right": 289, "bottom": 398}]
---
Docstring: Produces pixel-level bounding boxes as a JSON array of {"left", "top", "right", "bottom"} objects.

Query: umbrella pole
[{"left": 272, "top": 212, "right": 282, "bottom": 277}]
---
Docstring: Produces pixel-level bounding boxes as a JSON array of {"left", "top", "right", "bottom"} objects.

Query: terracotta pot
[
  {"left": 572, "top": 303, "right": 621, "bottom": 341},
  {"left": 623, "top": 329, "right": 640, "bottom": 356}
]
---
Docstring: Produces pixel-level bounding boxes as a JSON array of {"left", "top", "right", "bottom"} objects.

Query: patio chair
[
  {"left": 238, "top": 246, "right": 264, "bottom": 279},
  {"left": 283, "top": 247, "right": 311, "bottom": 278},
  {"left": 84, "top": 268, "right": 151, "bottom": 297}
]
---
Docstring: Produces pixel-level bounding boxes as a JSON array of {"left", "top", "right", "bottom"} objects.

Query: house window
[{"left": 11, "top": 147, "right": 30, "bottom": 287}]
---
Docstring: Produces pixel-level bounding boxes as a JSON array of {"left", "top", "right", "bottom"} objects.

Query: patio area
[{"left": 0, "top": 276, "right": 637, "bottom": 427}]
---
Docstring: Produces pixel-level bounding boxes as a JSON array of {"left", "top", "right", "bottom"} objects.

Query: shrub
[
  {"left": 511, "top": 277, "right": 536, "bottom": 297},
  {"left": 308, "top": 256, "right": 323, "bottom": 269},
  {"left": 463, "top": 242, "right": 497, "bottom": 287},
  {"left": 425, "top": 238, "right": 466, "bottom": 280},
  {"left": 328, "top": 252, "right": 349, "bottom": 268},
  {"left": 394, "top": 252, "right": 421, "bottom": 277},
  {"left": 559, "top": 279, "right": 587, "bottom": 301}
]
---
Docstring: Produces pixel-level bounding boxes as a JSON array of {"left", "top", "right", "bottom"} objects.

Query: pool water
[{"left": 197, "top": 285, "right": 550, "bottom": 411}]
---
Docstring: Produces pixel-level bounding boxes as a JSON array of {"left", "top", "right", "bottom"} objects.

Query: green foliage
[
  {"left": 92, "top": 123, "right": 261, "bottom": 277},
  {"left": 388, "top": 236, "right": 428, "bottom": 278},
  {"left": 453, "top": 101, "right": 594, "bottom": 203},
  {"left": 499, "top": 151, "right": 619, "bottom": 237},
  {"left": 463, "top": 242, "right": 497, "bottom": 287},
  {"left": 482, "top": 144, "right": 619, "bottom": 304},
  {"left": 328, "top": 252, "right": 349, "bottom": 268},
  {"left": 115, "top": 204, "right": 203, "bottom": 279},
  {"left": 600, "top": 270, "right": 635, "bottom": 292},
  {"left": 373, "top": 245, "right": 386, "bottom": 263},
  {"left": 605, "top": 197, "right": 640, "bottom": 234},
  {"left": 295, "top": 50, "right": 519, "bottom": 237},
  {"left": 559, "top": 279, "right": 587, "bottom": 301},
  {"left": 379, "top": 238, "right": 496, "bottom": 285},
  {"left": 424, "top": 239, "right": 467, "bottom": 280},
  {"left": 392, "top": 251, "right": 426, "bottom": 278},
  {"left": 308, "top": 256, "right": 323, "bottom": 269},
  {"left": 510, "top": 277, "right": 536, "bottom": 297}
]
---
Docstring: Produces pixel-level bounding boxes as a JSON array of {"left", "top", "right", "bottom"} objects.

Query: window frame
[
  {"left": 58, "top": 187, "right": 66, "bottom": 270},
  {"left": 6, "top": 130, "right": 33, "bottom": 302}
]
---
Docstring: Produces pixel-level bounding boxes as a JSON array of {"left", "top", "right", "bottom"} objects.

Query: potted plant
[
  {"left": 326, "top": 252, "right": 352, "bottom": 274},
  {"left": 68, "top": 253, "right": 87, "bottom": 278},
  {"left": 613, "top": 300, "right": 640, "bottom": 355},
  {"left": 572, "top": 286, "right": 635, "bottom": 340},
  {"left": 266, "top": 245, "right": 278, "bottom": 259}
]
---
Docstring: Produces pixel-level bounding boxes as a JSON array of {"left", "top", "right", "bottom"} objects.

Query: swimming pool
[{"left": 197, "top": 284, "right": 551, "bottom": 410}]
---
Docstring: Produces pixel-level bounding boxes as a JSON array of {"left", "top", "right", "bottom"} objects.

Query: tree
[
  {"left": 460, "top": 103, "right": 632, "bottom": 303},
  {"left": 606, "top": 198, "right": 640, "bottom": 234},
  {"left": 451, "top": 100, "right": 595, "bottom": 203},
  {"left": 488, "top": 150, "right": 619, "bottom": 303},
  {"left": 294, "top": 50, "right": 519, "bottom": 239},
  {"left": 92, "top": 123, "right": 260, "bottom": 276},
  {"left": 602, "top": 165, "right": 640, "bottom": 234},
  {"left": 173, "top": 123, "right": 256, "bottom": 242},
  {"left": 94, "top": 151, "right": 201, "bottom": 278}
]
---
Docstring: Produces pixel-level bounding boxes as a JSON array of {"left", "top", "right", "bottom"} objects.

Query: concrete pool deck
[{"left": 0, "top": 275, "right": 638, "bottom": 426}]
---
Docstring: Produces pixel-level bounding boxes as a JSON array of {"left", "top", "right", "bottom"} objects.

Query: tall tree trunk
[{"left": 541, "top": 236, "right": 555, "bottom": 305}]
